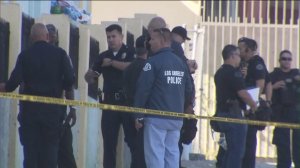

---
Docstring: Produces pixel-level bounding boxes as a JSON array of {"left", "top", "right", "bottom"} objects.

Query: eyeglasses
[{"left": 280, "top": 57, "right": 292, "bottom": 61}]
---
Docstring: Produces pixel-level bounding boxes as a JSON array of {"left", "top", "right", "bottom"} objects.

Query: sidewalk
[{"left": 181, "top": 159, "right": 277, "bottom": 168}]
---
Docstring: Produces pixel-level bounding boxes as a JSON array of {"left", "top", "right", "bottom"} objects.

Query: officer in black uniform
[
  {"left": 213, "top": 44, "right": 257, "bottom": 168},
  {"left": 46, "top": 24, "right": 77, "bottom": 168},
  {"left": 0, "top": 23, "right": 75, "bottom": 168},
  {"left": 269, "top": 50, "right": 300, "bottom": 168},
  {"left": 84, "top": 24, "right": 135, "bottom": 168},
  {"left": 123, "top": 35, "right": 148, "bottom": 168},
  {"left": 238, "top": 37, "right": 271, "bottom": 168}
]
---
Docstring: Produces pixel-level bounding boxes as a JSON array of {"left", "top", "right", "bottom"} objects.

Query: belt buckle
[{"left": 114, "top": 93, "right": 120, "bottom": 101}]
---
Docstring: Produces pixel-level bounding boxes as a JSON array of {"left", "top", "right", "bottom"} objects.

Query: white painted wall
[{"left": 90, "top": 1, "right": 200, "bottom": 29}]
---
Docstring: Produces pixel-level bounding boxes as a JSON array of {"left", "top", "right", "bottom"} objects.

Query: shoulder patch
[
  {"left": 256, "top": 64, "right": 264, "bottom": 70},
  {"left": 143, "top": 63, "right": 151, "bottom": 71}
]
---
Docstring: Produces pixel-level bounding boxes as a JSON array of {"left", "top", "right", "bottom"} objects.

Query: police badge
[{"left": 256, "top": 64, "right": 264, "bottom": 70}]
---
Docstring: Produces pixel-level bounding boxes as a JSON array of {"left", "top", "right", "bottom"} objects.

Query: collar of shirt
[
  {"left": 222, "top": 64, "right": 235, "bottom": 70},
  {"left": 109, "top": 44, "right": 126, "bottom": 57},
  {"left": 152, "top": 47, "right": 173, "bottom": 55}
]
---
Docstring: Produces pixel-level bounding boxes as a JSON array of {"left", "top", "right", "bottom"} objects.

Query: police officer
[
  {"left": 238, "top": 37, "right": 271, "bottom": 168},
  {"left": 171, "top": 26, "right": 198, "bottom": 168},
  {"left": 269, "top": 50, "right": 300, "bottom": 168},
  {"left": 134, "top": 28, "right": 193, "bottom": 168},
  {"left": 46, "top": 24, "right": 77, "bottom": 168},
  {"left": 213, "top": 44, "right": 257, "bottom": 168},
  {"left": 123, "top": 35, "right": 148, "bottom": 168},
  {"left": 0, "top": 23, "right": 75, "bottom": 168},
  {"left": 84, "top": 24, "right": 135, "bottom": 168}
]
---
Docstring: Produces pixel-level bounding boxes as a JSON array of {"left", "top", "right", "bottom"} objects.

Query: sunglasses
[{"left": 280, "top": 57, "right": 292, "bottom": 61}]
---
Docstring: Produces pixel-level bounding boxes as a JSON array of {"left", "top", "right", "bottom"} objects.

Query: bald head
[
  {"left": 30, "top": 23, "right": 49, "bottom": 43},
  {"left": 147, "top": 17, "right": 167, "bottom": 34}
]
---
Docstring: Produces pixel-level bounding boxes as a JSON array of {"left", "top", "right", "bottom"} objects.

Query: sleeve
[
  {"left": 133, "top": 60, "right": 156, "bottom": 118},
  {"left": 5, "top": 53, "right": 24, "bottom": 92},
  {"left": 184, "top": 72, "right": 194, "bottom": 108},
  {"left": 171, "top": 41, "right": 188, "bottom": 61},
  {"left": 123, "top": 47, "right": 135, "bottom": 62},
  {"left": 231, "top": 70, "right": 246, "bottom": 92},
  {"left": 252, "top": 60, "right": 266, "bottom": 81},
  {"left": 269, "top": 71, "right": 276, "bottom": 84},
  {"left": 91, "top": 53, "right": 105, "bottom": 74},
  {"left": 62, "top": 51, "right": 75, "bottom": 91}
]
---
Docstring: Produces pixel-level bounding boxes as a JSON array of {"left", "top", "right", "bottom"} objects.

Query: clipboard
[{"left": 246, "top": 87, "right": 260, "bottom": 110}]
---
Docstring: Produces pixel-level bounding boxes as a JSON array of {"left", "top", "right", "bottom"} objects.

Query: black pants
[
  {"left": 273, "top": 127, "right": 300, "bottom": 168},
  {"left": 132, "top": 128, "right": 147, "bottom": 168},
  {"left": 101, "top": 96, "right": 136, "bottom": 168},
  {"left": 58, "top": 123, "right": 77, "bottom": 168},
  {"left": 18, "top": 111, "right": 62, "bottom": 168},
  {"left": 216, "top": 146, "right": 226, "bottom": 168},
  {"left": 179, "top": 140, "right": 183, "bottom": 167},
  {"left": 242, "top": 126, "right": 257, "bottom": 168}
]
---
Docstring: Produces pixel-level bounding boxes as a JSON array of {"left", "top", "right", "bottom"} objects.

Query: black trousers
[
  {"left": 58, "top": 123, "right": 77, "bottom": 168},
  {"left": 101, "top": 95, "right": 136, "bottom": 168},
  {"left": 242, "top": 126, "right": 257, "bottom": 168},
  {"left": 273, "top": 127, "right": 300, "bottom": 168},
  {"left": 132, "top": 128, "right": 147, "bottom": 168},
  {"left": 18, "top": 111, "right": 62, "bottom": 168}
]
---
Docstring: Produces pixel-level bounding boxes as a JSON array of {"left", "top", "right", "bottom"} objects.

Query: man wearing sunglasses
[{"left": 269, "top": 50, "right": 300, "bottom": 168}]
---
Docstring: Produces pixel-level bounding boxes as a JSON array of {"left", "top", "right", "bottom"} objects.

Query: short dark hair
[
  {"left": 222, "top": 45, "right": 239, "bottom": 60},
  {"left": 279, "top": 50, "right": 292, "bottom": 58},
  {"left": 135, "top": 35, "right": 147, "bottom": 56},
  {"left": 238, "top": 37, "right": 257, "bottom": 51},
  {"left": 106, "top": 24, "right": 122, "bottom": 33}
]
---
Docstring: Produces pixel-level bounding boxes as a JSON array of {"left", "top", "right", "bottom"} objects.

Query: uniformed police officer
[
  {"left": 213, "top": 44, "right": 257, "bottom": 168},
  {"left": 238, "top": 37, "right": 271, "bottom": 168},
  {"left": 0, "top": 23, "right": 75, "bottom": 168},
  {"left": 171, "top": 26, "right": 198, "bottom": 168},
  {"left": 269, "top": 50, "right": 300, "bottom": 168},
  {"left": 46, "top": 24, "right": 77, "bottom": 168},
  {"left": 84, "top": 24, "right": 135, "bottom": 168},
  {"left": 134, "top": 28, "right": 193, "bottom": 168},
  {"left": 123, "top": 35, "right": 148, "bottom": 168}
]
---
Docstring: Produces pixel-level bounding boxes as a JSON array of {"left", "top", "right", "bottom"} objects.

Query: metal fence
[{"left": 191, "top": 12, "right": 300, "bottom": 158}]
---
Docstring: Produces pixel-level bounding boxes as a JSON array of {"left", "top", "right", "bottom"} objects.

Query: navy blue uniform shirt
[
  {"left": 270, "top": 68, "right": 299, "bottom": 105},
  {"left": 5, "top": 41, "right": 75, "bottom": 114},
  {"left": 92, "top": 44, "right": 135, "bottom": 93},
  {"left": 123, "top": 57, "right": 146, "bottom": 105},
  {"left": 215, "top": 64, "right": 246, "bottom": 112},
  {"left": 245, "top": 55, "right": 269, "bottom": 87}
]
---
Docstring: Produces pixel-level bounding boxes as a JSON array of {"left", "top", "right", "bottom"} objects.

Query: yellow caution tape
[{"left": 0, "top": 92, "right": 300, "bottom": 129}]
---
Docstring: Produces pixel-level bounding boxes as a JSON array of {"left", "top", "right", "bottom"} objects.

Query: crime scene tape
[{"left": 0, "top": 92, "right": 300, "bottom": 129}]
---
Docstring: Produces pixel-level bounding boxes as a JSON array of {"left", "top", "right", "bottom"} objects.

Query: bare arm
[
  {"left": 265, "top": 82, "right": 273, "bottom": 102},
  {"left": 256, "top": 79, "right": 265, "bottom": 95}
]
